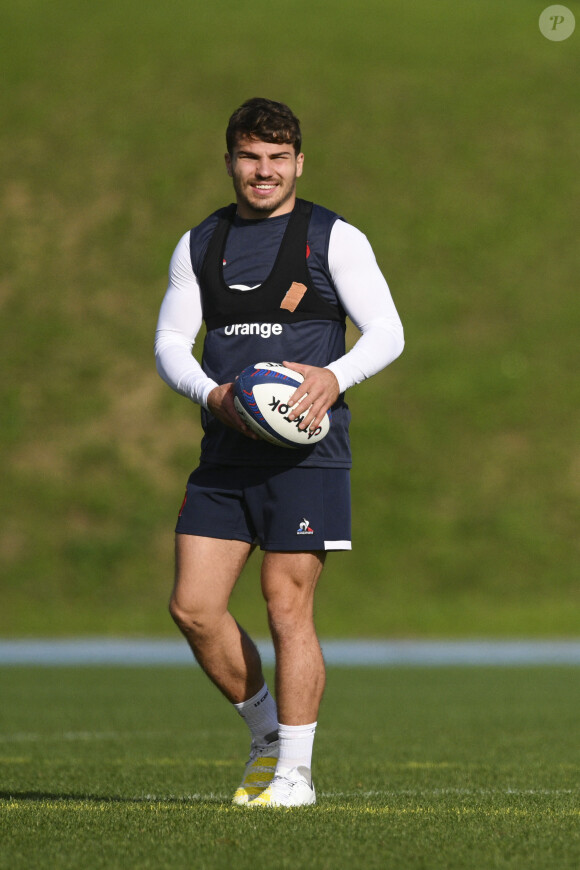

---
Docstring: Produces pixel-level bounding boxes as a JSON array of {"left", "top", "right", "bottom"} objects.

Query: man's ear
[
  {"left": 225, "top": 152, "right": 233, "bottom": 177},
  {"left": 296, "top": 152, "right": 304, "bottom": 178}
]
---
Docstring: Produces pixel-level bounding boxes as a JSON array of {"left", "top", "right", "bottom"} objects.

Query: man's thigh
[{"left": 173, "top": 534, "right": 253, "bottom": 613}]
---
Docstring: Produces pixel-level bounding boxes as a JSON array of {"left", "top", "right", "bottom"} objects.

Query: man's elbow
[{"left": 392, "top": 325, "right": 405, "bottom": 361}]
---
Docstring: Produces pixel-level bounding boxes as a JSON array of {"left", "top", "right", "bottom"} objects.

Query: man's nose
[{"left": 255, "top": 158, "right": 273, "bottom": 176}]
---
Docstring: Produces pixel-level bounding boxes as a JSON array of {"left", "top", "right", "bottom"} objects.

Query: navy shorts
[{"left": 175, "top": 463, "right": 351, "bottom": 551}]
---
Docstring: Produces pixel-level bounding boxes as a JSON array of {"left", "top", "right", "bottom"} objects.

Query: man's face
[{"left": 225, "top": 136, "right": 304, "bottom": 219}]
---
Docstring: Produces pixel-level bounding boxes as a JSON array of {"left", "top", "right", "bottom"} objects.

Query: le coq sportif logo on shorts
[{"left": 297, "top": 517, "right": 314, "bottom": 535}]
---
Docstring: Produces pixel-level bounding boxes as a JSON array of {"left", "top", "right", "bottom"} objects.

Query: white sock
[
  {"left": 233, "top": 684, "right": 278, "bottom": 745},
  {"left": 276, "top": 722, "right": 317, "bottom": 774}
]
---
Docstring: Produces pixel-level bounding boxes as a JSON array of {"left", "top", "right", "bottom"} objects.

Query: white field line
[
  {"left": 3, "top": 790, "right": 578, "bottom": 808},
  {"left": 136, "top": 788, "right": 580, "bottom": 806},
  {"left": 319, "top": 788, "right": 580, "bottom": 797}
]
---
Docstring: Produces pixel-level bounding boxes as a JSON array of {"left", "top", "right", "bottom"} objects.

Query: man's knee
[
  {"left": 168, "top": 592, "right": 189, "bottom": 630},
  {"left": 169, "top": 591, "right": 219, "bottom": 639},
  {"left": 263, "top": 584, "right": 314, "bottom": 637},
  {"left": 261, "top": 556, "right": 324, "bottom": 635}
]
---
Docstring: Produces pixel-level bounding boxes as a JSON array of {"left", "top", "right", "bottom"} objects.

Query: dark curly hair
[{"left": 226, "top": 98, "right": 302, "bottom": 155}]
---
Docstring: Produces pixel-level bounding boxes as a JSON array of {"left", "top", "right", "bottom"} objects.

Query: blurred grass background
[{"left": 1, "top": 0, "right": 578, "bottom": 637}]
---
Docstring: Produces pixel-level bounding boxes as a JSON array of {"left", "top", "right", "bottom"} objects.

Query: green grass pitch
[{"left": 1, "top": 665, "right": 579, "bottom": 869}]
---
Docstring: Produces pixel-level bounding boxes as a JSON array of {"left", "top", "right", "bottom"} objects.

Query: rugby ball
[{"left": 233, "top": 362, "right": 331, "bottom": 449}]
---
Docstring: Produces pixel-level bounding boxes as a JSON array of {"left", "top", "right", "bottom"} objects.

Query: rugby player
[{"left": 154, "top": 98, "right": 404, "bottom": 807}]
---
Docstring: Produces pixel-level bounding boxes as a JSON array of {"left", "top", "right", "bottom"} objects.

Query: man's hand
[
  {"left": 207, "top": 383, "right": 260, "bottom": 439},
  {"left": 283, "top": 361, "right": 340, "bottom": 432}
]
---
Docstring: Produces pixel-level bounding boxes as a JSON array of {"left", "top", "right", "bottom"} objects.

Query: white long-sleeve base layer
[{"left": 154, "top": 219, "right": 404, "bottom": 408}]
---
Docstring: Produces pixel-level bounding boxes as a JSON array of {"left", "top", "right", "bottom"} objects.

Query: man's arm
[
  {"left": 154, "top": 232, "right": 217, "bottom": 406},
  {"left": 154, "top": 233, "right": 257, "bottom": 438},
  {"left": 285, "top": 219, "right": 404, "bottom": 432},
  {"left": 325, "top": 219, "right": 404, "bottom": 390}
]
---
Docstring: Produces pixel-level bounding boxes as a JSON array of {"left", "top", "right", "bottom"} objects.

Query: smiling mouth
[{"left": 252, "top": 183, "right": 278, "bottom": 192}]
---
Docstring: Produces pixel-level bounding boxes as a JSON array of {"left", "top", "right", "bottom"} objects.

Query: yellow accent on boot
[{"left": 231, "top": 743, "right": 279, "bottom": 806}]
